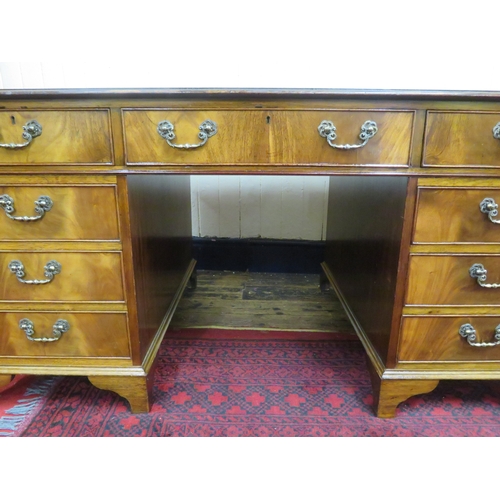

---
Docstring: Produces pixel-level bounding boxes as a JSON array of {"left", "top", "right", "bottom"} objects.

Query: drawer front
[
  {"left": 0, "top": 252, "right": 124, "bottom": 302},
  {"left": 423, "top": 111, "right": 500, "bottom": 168},
  {"left": 413, "top": 187, "right": 500, "bottom": 243},
  {"left": 399, "top": 316, "right": 500, "bottom": 362},
  {"left": 123, "top": 109, "right": 270, "bottom": 164},
  {"left": 407, "top": 255, "right": 500, "bottom": 306},
  {"left": 0, "top": 312, "right": 130, "bottom": 358},
  {"left": 269, "top": 110, "right": 414, "bottom": 166},
  {"left": 0, "top": 110, "right": 113, "bottom": 165},
  {"left": 0, "top": 185, "right": 120, "bottom": 241}
]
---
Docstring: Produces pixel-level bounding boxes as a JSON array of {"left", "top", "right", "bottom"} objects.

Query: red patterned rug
[{"left": 5, "top": 331, "right": 500, "bottom": 436}]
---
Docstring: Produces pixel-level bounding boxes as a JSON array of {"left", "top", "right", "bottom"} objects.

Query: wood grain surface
[
  {"left": 414, "top": 187, "right": 500, "bottom": 243},
  {"left": 423, "top": 111, "right": 500, "bottom": 167},
  {"left": 0, "top": 110, "right": 113, "bottom": 164},
  {"left": 0, "top": 184, "right": 120, "bottom": 241},
  {"left": 0, "top": 312, "right": 130, "bottom": 358}
]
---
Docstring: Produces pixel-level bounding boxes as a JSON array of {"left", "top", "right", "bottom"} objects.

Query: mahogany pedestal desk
[{"left": 1, "top": 88, "right": 500, "bottom": 418}]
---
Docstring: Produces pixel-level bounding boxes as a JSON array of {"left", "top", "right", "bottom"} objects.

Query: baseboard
[{"left": 193, "top": 237, "right": 325, "bottom": 273}]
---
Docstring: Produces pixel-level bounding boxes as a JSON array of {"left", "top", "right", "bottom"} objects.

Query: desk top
[{"left": 0, "top": 88, "right": 500, "bottom": 101}]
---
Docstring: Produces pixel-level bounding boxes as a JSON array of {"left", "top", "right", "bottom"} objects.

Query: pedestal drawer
[
  {"left": 0, "top": 110, "right": 113, "bottom": 165},
  {"left": 0, "top": 185, "right": 120, "bottom": 241},
  {"left": 423, "top": 111, "right": 500, "bottom": 168},
  {"left": 399, "top": 316, "right": 500, "bottom": 362},
  {"left": 407, "top": 255, "right": 500, "bottom": 306},
  {"left": 0, "top": 252, "right": 124, "bottom": 302},
  {"left": 413, "top": 187, "right": 500, "bottom": 243},
  {"left": 0, "top": 312, "right": 130, "bottom": 358}
]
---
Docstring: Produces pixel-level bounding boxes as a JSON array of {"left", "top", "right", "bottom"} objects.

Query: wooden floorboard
[{"left": 169, "top": 271, "right": 356, "bottom": 333}]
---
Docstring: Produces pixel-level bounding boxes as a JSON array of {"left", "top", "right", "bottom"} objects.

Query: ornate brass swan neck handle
[
  {"left": 157, "top": 119, "right": 218, "bottom": 149},
  {"left": 0, "top": 120, "right": 42, "bottom": 149},
  {"left": 493, "top": 122, "right": 500, "bottom": 140},
  {"left": 19, "top": 318, "right": 70, "bottom": 343},
  {"left": 0, "top": 194, "right": 53, "bottom": 221},
  {"left": 480, "top": 198, "right": 500, "bottom": 224},
  {"left": 318, "top": 120, "right": 378, "bottom": 150},
  {"left": 459, "top": 323, "right": 500, "bottom": 347},
  {"left": 9, "top": 259, "right": 61, "bottom": 285},
  {"left": 469, "top": 263, "right": 500, "bottom": 288}
]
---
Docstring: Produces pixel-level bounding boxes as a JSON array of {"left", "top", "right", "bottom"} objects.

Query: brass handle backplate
[
  {"left": 318, "top": 120, "right": 378, "bottom": 150},
  {"left": 480, "top": 198, "right": 500, "bottom": 224},
  {"left": 493, "top": 122, "right": 500, "bottom": 140},
  {"left": 9, "top": 259, "right": 61, "bottom": 285},
  {"left": 19, "top": 318, "right": 70, "bottom": 343},
  {"left": 157, "top": 119, "right": 218, "bottom": 149},
  {"left": 0, "top": 120, "right": 42, "bottom": 149},
  {"left": 459, "top": 323, "right": 500, "bottom": 347},
  {"left": 0, "top": 194, "right": 53, "bottom": 221}
]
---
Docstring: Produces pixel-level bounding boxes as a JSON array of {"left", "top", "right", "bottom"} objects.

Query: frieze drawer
[
  {"left": 0, "top": 110, "right": 113, "bottom": 165},
  {"left": 423, "top": 111, "right": 500, "bottom": 168}
]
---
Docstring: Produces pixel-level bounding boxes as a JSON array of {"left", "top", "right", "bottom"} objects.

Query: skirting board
[{"left": 193, "top": 237, "right": 325, "bottom": 273}]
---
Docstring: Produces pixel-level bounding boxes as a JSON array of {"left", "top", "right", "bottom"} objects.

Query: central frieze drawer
[
  {"left": 407, "top": 255, "right": 500, "bottom": 306},
  {"left": 0, "top": 185, "right": 120, "bottom": 241},
  {"left": 0, "top": 312, "right": 130, "bottom": 358},
  {"left": 268, "top": 110, "right": 414, "bottom": 166},
  {"left": 123, "top": 108, "right": 415, "bottom": 166},
  {"left": 399, "top": 316, "right": 500, "bottom": 362},
  {"left": 413, "top": 187, "right": 500, "bottom": 244},
  {"left": 0, "top": 110, "right": 113, "bottom": 165},
  {"left": 123, "top": 109, "right": 271, "bottom": 164},
  {"left": 0, "top": 252, "right": 124, "bottom": 302}
]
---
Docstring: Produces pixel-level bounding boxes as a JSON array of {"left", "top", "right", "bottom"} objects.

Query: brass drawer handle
[
  {"left": 480, "top": 198, "right": 500, "bottom": 224},
  {"left": 157, "top": 119, "right": 218, "bottom": 149},
  {"left": 0, "top": 120, "right": 42, "bottom": 149},
  {"left": 459, "top": 323, "right": 500, "bottom": 347},
  {"left": 318, "top": 120, "right": 378, "bottom": 150},
  {"left": 9, "top": 259, "right": 61, "bottom": 285},
  {"left": 493, "top": 122, "right": 500, "bottom": 140},
  {"left": 469, "top": 263, "right": 500, "bottom": 288},
  {"left": 0, "top": 194, "right": 53, "bottom": 221},
  {"left": 19, "top": 318, "right": 70, "bottom": 343}
]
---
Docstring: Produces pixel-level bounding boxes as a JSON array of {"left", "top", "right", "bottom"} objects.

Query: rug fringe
[{"left": 0, "top": 377, "right": 58, "bottom": 437}]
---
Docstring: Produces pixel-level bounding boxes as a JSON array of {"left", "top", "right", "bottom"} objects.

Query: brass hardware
[
  {"left": 469, "top": 263, "right": 500, "bottom": 288},
  {"left": 157, "top": 119, "right": 218, "bottom": 149},
  {"left": 19, "top": 318, "right": 70, "bottom": 343},
  {"left": 480, "top": 198, "right": 500, "bottom": 224},
  {"left": 0, "top": 120, "right": 42, "bottom": 149},
  {"left": 459, "top": 323, "right": 500, "bottom": 347},
  {"left": 493, "top": 122, "right": 500, "bottom": 140},
  {"left": 0, "top": 194, "right": 53, "bottom": 221},
  {"left": 9, "top": 259, "right": 61, "bottom": 285},
  {"left": 318, "top": 120, "right": 378, "bottom": 150}
]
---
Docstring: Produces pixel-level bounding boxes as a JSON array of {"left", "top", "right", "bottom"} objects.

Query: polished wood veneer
[
  {"left": 1, "top": 88, "right": 500, "bottom": 418},
  {"left": 0, "top": 110, "right": 113, "bottom": 165}
]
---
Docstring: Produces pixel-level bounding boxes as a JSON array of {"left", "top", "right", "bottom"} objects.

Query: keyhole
[
  {"left": 10, "top": 116, "right": 16, "bottom": 125},
  {"left": 266, "top": 116, "right": 271, "bottom": 124}
]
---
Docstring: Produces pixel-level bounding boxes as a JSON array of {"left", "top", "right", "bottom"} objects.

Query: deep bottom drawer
[
  {"left": 399, "top": 316, "right": 500, "bottom": 362},
  {"left": 0, "top": 312, "right": 130, "bottom": 358}
]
